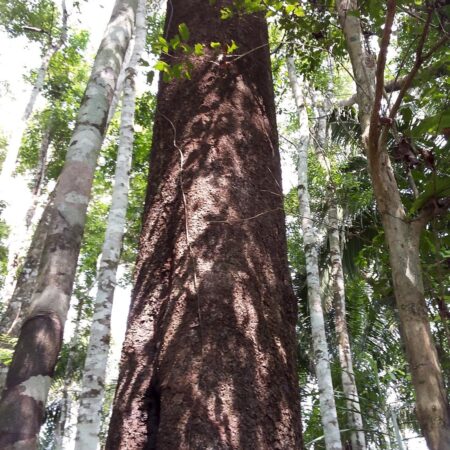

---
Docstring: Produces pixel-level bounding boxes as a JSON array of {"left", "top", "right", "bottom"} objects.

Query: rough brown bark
[{"left": 106, "top": 2, "right": 302, "bottom": 449}]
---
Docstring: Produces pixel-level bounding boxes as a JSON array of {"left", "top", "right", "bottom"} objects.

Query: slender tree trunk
[
  {"left": 312, "top": 89, "right": 366, "bottom": 450},
  {"left": 106, "top": 3, "right": 302, "bottom": 448},
  {"left": 0, "top": 128, "right": 53, "bottom": 312},
  {"left": 287, "top": 57, "right": 342, "bottom": 450},
  {"left": 0, "top": 2, "right": 137, "bottom": 448},
  {"left": 336, "top": 1, "right": 450, "bottom": 448},
  {"left": 74, "top": 1, "right": 147, "bottom": 448},
  {"left": 328, "top": 206, "right": 366, "bottom": 450},
  {"left": 53, "top": 297, "right": 85, "bottom": 450},
  {"left": 390, "top": 408, "right": 405, "bottom": 450},
  {"left": 0, "top": 194, "right": 54, "bottom": 337}
]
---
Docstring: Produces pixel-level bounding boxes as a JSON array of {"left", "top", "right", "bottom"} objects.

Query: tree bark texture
[
  {"left": 336, "top": 1, "right": 450, "bottom": 448},
  {"left": 106, "top": 2, "right": 302, "bottom": 449},
  {"left": 0, "top": 2, "right": 137, "bottom": 448},
  {"left": 287, "top": 57, "right": 342, "bottom": 450},
  {"left": 75, "top": 1, "right": 147, "bottom": 448}
]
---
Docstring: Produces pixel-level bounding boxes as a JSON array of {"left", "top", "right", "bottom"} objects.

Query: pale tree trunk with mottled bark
[
  {"left": 106, "top": 3, "right": 302, "bottom": 448},
  {"left": 336, "top": 1, "right": 450, "bottom": 448},
  {"left": 0, "top": 1, "right": 137, "bottom": 448},
  {"left": 312, "top": 92, "right": 366, "bottom": 450},
  {"left": 287, "top": 57, "right": 342, "bottom": 450},
  {"left": 74, "top": 1, "right": 147, "bottom": 448}
]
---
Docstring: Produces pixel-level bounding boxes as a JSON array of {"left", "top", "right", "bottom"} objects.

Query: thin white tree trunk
[
  {"left": 390, "top": 408, "right": 405, "bottom": 450},
  {"left": 287, "top": 57, "right": 342, "bottom": 450},
  {"left": 329, "top": 206, "right": 366, "bottom": 450},
  {"left": 74, "top": 1, "right": 147, "bottom": 448},
  {"left": 0, "top": 1, "right": 137, "bottom": 447},
  {"left": 312, "top": 90, "right": 366, "bottom": 450},
  {"left": 53, "top": 296, "right": 85, "bottom": 450}
]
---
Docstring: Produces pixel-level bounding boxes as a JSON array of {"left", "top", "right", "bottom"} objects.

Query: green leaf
[
  {"left": 169, "top": 34, "right": 181, "bottom": 50},
  {"left": 178, "top": 23, "right": 190, "bottom": 41},
  {"left": 293, "top": 6, "right": 305, "bottom": 16},
  {"left": 194, "top": 43, "right": 204, "bottom": 56},
  {"left": 220, "top": 7, "right": 233, "bottom": 20},
  {"left": 286, "top": 3, "right": 304, "bottom": 16},
  {"left": 226, "top": 39, "right": 239, "bottom": 54},
  {"left": 210, "top": 41, "right": 221, "bottom": 49},
  {"left": 154, "top": 60, "right": 170, "bottom": 72}
]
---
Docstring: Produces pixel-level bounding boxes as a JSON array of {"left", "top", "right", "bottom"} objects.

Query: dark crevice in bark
[{"left": 145, "top": 379, "right": 161, "bottom": 450}]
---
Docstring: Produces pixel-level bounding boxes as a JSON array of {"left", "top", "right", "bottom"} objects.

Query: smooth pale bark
[
  {"left": 287, "top": 57, "right": 342, "bottom": 450},
  {"left": 312, "top": 91, "right": 366, "bottom": 450},
  {"left": 53, "top": 296, "right": 85, "bottom": 450},
  {"left": 106, "top": 3, "right": 302, "bottom": 448},
  {"left": 0, "top": 2, "right": 137, "bottom": 448},
  {"left": 336, "top": 1, "right": 450, "bottom": 448},
  {"left": 390, "top": 409, "right": 405, "bottom": 450},
  {"left": 328, "top": 206, "right": 366, "bottom": 450},
  {"left": 74, "top": 1, "right": 147, "bottom": 448}
]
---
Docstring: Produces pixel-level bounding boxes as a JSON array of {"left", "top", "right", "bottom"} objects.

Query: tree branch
[
  {"left": 412, "top": 197, "right": 450, "bottom": 233},
  {"left": 387, "top": 8, "right": 433, "bottom": 121},
  {"left": 369, "top": 0, "right": 396, "bottom": 144},
  {"left": 337, "top": 62, "right": 449, "bottom": 107}
]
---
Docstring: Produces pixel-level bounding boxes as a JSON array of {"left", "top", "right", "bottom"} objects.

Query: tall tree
[
  {"left": 336, "top": 1, "right": 450, "bottom": 448},
  {"left": 287, "top": 57, "right": 342, "bottom": 450},
  {"left": 74, "top": 0, "right": 147, "bottom": 448},
  {"left": 106, "top": 1, "right": 302, "bottom": 448},
  {"left": 0, "top": 1, "right": 138, "bottom": 447}
]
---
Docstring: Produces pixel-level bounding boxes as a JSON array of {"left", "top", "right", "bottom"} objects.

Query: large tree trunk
[
  {"left": 287, "top": 58, "right": 342, "bottom": 450},
  {"left": 74, "top": 1, "right": 147, "bottom": 448},
  {"left": 336, "top": 1, "right": 450, "bottom": 448},
  {"left": 0, "top": 2, "right": 137, "bottom": 448},
  {"left": 106, "top": 2, "right": 302, "bottom": 448}
]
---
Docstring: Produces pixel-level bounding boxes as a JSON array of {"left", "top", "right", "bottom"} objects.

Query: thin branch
[
  {"left": 369, "top": 0, "right": 396, "bottom": 145},
  {"left": 387, "top": 8, "right": 433, "bottom": 121}
]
